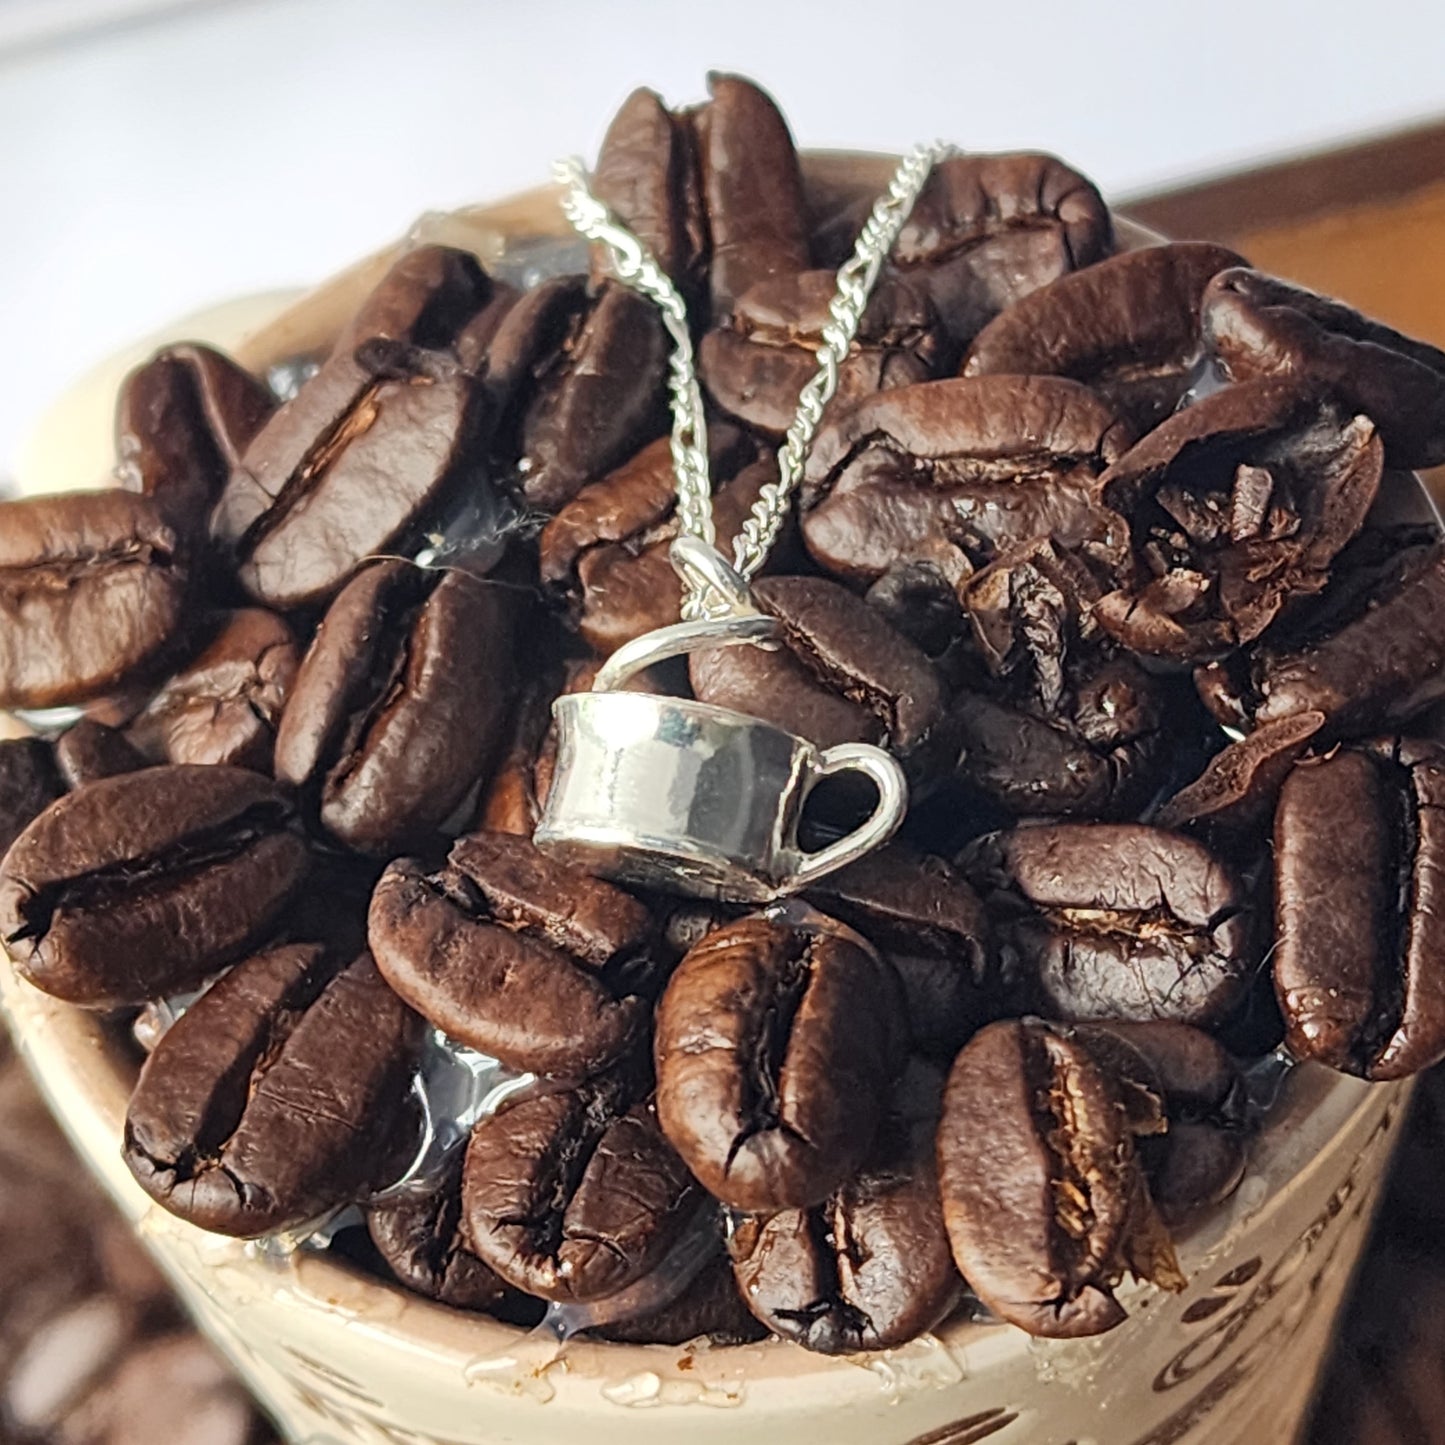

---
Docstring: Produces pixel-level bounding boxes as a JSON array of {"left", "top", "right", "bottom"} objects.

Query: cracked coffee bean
[
  {"left": 130, "top": 608, "right": 299, "bottom": 772},
  {"left": 0, "top": 765, "right": 309, "bottom": 1006},
  {"left": 963, "top": 823, "right": 1254, "bottom": 1027},
  {"left": 274, "top": 560, "right": 516, "bottom": 856},
  {"left": 728, "top": 1060, "right": 960, "bottom": 1353},
  {"left": 212, "top": 244, "right": 495, "bottom": 609},
  {"left": 799, "top": 375, "right": 1133, "bottom": 588},
  {"left": 808, "top": 845, "right": 998, "bottom": 1058},
  {"left": 654, "top": 912, "right": 906, "bottom": 1212},
  {"left": 1095, "top": 379, "right": 1384, "bottom": 661},
  {"left": 689, "top": 573, "right": 947, "bottom": 776},
  {"left": 1203, "top": 266, "right": 1445, "bottom": 469},
  {"left": 0, "top": 490, "right": 189, "bottom": 710},
  {"left": 951, "top": 541, "right": 1174, "bottom": 820},
  {"left": 700, "top": 270, "right": 943, "bottom": 438},
  {"left": 936, "top": 1017, "right": 1183, "bottom": 1338},
  {"left": 889, "top": 153, "right": 1113, "bottom": 344},
  {"left": 1274, "top": 738, "right": 1445, "bottom": 1080},
  {"left": 116, "top": 342, "right": 276, "bottom": 540},
  {"left": 462, "top": 1074, "right": 697, "bottom": 1303},
  {"left": 366, "top": 1149, "right": 530, "bottom": 1317},
  {"left": 368, "top": 830, "right": 653, "bottom": 1078},
  {"left": 1070, "top": 1021, "right": 1248, "bottom": 1227},
  {"left": 123, "top": 944, "right": 420, "bottom": 1236},
  {"left": 1194, "top": 536, "right": 1445, "bottom": 743},
  {"left": 963, "top": 242, "right": 1247, "bottom": 433}
]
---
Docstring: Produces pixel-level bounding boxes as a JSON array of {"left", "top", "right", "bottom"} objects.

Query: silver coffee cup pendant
[{"left": 534, "top": 548, "right": 908, "bottom": 902}]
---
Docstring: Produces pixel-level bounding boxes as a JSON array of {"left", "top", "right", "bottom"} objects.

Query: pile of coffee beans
[{"left": 3, "top": 71, "right": 1445, "bottom": 1353}]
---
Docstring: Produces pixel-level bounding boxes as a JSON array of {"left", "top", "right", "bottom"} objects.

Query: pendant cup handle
[{"left": 782, "top": 742, "right": 908, "bottom": 893}]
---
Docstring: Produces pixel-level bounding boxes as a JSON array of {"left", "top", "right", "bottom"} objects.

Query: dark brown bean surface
[
  {"left": 700, "top": 271, "right": 943, "bottom": 437},
  {"left": 590, "top": 86, "right": 706, "bottom": 300},
  {"left": 1203, "top": 267, "right": 1445, "bottom": 469},
  {"left": 124, "top": 945, "right": 419, "bottom": 1236},
  {"left": 654, "top": 913, "right": 905, "bottom": 1212},
  {"left": 0, "top": 765, "right": 308, "bottom": 1006},
  {"left": 694, "top": 73, "right": 810, "bottom": 317},
  {"left": 131, "top": 608, "right": 299, "bottom": 772},
  {"left": 936, "top": 1019, "right": 1182, "bottom": 1338},
  {"left": 799, "top": 376, "right": 1133, "bottom": 587},
  {"left": 368, "top": 831, "right": 652, "bottom": 1078},
  {"left": 889, "top": 153, "right": 1113, "bottom": 343},
  {"left": 964, "top": 823, "right": 1253, "bottom": 1026},
  {"left": 809, "top": 845, "right": 997, "bottom": 1058},
  {"left": 491, "top": 279, "right": 670, "bottom": 511},
  {"left": 274, "top": 560, "right": 515, "bottom": 856},
  {"left": 365, "top": 1151, "right": 521, "bottom": 1315},
  {"left": 1096, "top": 379, "right": 1384, "bottom": 660},
  {"left": 52, "top": 719, "right": 146, "bottom": 790},
  {"left": 116, "top": 343, "right": 276, "bottom": 538},
  {"left": 962, "top": 243, "right": 1246, "bottom": 433},
  {"left": 1274, "top": 739, "right": 1445, "bottom": 1080},
  {"left": 0, "top": 738, "right": 61, "bottom": 858},
  {"left": 729, "top": 1061, "right": 959, "bottom": 1353},
  {"left": 462, "top": 1080, "right": 697, "bottom": 1303},
  {"left": 0, "top": 490, "right": 189, "bottom": 710},
  {"left": 689, "top": 574, "right": 946, "bottom": 768},
  {"left": 212, "top": 245, "right": 494, "bottom": 609},
  {"left": 597, "top": 1248, "right": 766, "bottom": 1345}
]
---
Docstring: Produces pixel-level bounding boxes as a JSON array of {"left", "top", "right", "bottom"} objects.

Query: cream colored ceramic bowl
[{"left": 0, "top": 157, "right": 1417, "bottom": 1445}]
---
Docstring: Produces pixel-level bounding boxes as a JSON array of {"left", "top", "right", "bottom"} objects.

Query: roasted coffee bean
[
  {"left": 1195, "top": 539, "right": 1445, "bottom": 742},
  {"left": 936, "top": 1018, "right": 1183, "bottom": 1338},
  {"left": 597, "top": 1248, "right": 766, "bottom": 1345},
  {"left": 964, "top": 823, "right": 1253, "bottom": 1027},
  {"left": 1155, "top": 712, "right": 1325, "bottom": 837},
  {"left": 799, "top": 376, "right": 1133, "bottom": 588},
  {"left": 0, "top": 738, "right": 61, "bottom": 857},
  {"left": 1203, "top": 267, "right": 1445, "bottom": 469},
  {"left": 729, "top": 1061, "right": 960, "bottom": 1353},
  {"left": 591, "top": 86, "right": 707, "bottom": 301},
  {"left": 0, "top": 765, "right": 309, "bottom": 1006},
  {"left": 366, "top": 1151, "right": 522, "bottom": 1315},
  {"left": 700, "top": 270, "right": 943, "bottom": 437},
  {"left": 116, "top": 343, "right": 275, "bottom": 538},
  {"left": 889, "top": 153, "right": 1113, "bottom": 344},
  {"left": 274, "top": 561, "right": 516, "bottom": 856},
  {"left": 1096, "top": 380, "right": 1384, "bottom": 661},
  {"left": 694, "top": 73, "right": 810, "bottom": 317},
  {"left": 951, "top": 541, "right": 1173, "bottom": 819},
  {"left": 538, "top": 426, "right": 768, "bottom": 655},
  {"left": 124, "top": 945, "right": 419, "bottom": 1236},
  {"left": 689, "top": 574, "right": 946, "bottom": 772},
  {"left": 368, "top": 831, "right": 652, "bottom": 1077},
  {"left": 654, "top": 912, "right": 906, "bottom": 1212},
  {"left": 484, "top": 276, "right": 669, "bottom": 510},
  {"left": 462, "top": 1078, "right": 697, "bottom": 1303},
  {"left": 1274, "top": 738, "right": 1445, "bottom": 1079},
  {"left": 51, "top": 719, "right": 145, "bottom": 790},
  {"left": 963, "top": 243, "right": 1246, "bottom": 433},
  {"left": 130, "top": 608, "right": 299, "bottom": 772},
  {"left": 810, "top": 845, "right": 997, "bottom": 1058},
  {"left": 213, "top": 245, "right": 494, "bottom": 609},
  {"left": 0, "top": 490, "right": 189, "bottom": 710},
  {"left": 1070, "top": 1021, "right": 1248, "bottom": 1226}
]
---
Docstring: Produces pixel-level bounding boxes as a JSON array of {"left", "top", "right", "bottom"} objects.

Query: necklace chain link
[{"left": 554, "top": 140, "right": 954, "bottom": 618}]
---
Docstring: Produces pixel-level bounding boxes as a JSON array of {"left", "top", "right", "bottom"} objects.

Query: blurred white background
[{"left": 1, "top": 0, "right": 1443, "bottom": 476}]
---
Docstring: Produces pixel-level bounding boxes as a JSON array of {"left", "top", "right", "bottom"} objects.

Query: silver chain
[{"left": 554, "top": 140, "right": 954, "bottom": 616}]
